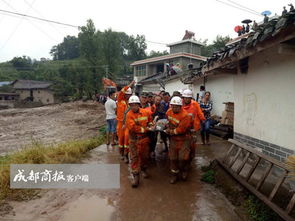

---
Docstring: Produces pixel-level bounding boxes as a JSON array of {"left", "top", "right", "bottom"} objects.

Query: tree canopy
[
  {"left": 201, "top": 35, "right": 232, "bottom": 57},
  {"left": 0, "top": 19, "right": 230, "bottom": 100}
]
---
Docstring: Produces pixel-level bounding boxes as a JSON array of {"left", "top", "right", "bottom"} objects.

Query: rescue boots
[
  {"left": 141, "top": 168, "right": 149, "bottom": 179},
  {"left": 131, "top": 173, "right": 139, "bottom": 188},
  {"left": 170, "top": 172, "right": 178, "bottom": 184}
]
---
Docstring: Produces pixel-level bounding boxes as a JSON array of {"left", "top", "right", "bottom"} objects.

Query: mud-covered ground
[
  {"left": 0, "top": 103, "right": 243, "bottom": 221},
  {"left": 0, "top": 101, "right": 105, "bottom": 155},
  {"left": 2, "top": 138, "right": 243, "bottom": 221}
]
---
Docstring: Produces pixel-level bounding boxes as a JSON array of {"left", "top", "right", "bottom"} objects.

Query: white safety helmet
[
  {"left": 170, "top": 96, "right": 183, "bottom": 106},
  {"left": 128, "top": 95, "right": 140, "bottom": 104},
  {"left": 125, "top": 87, "right": 132, "bottom": 95},
  {"left": 182, "top": 89, "right": 193, "bottom": 98}
]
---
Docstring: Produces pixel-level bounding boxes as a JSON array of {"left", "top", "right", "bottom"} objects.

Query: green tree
[
  {"left": 147, "top": 50, "right": 169, "bottom": 58},
  {"left": 10, "top": 56, "right": 32, "bottom": 71},
  {"left": 127, "top": 35, "right": 147, "bottom": 60},
  {"left": 201, "top": 35, "right": 232, "bottom": 57},
  {"left": 78, "top": 19, "right": 102, "bottom": 65},
  {"left": 50, "top": 36, "right": 80, "bottom": 60}
]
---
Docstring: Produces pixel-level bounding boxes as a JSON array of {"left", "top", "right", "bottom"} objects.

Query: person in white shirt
[
  {"left": 104, "top": 91, "right": 117, "bottom": 145},
  {"left": 197, "top": 85, "right": 206, "bottom": 103}
]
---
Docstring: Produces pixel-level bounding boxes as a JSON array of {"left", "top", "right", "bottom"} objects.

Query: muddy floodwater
[{"left": 2, "top": 136, "right": 242, "bottom": 221}]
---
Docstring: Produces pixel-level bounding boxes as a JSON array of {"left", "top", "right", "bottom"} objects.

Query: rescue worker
[
  {"left": 165, "top": 96, "right": 192, "bottom": 184},
  {"left": 117, "top": 81, "right": 134, "bottom": 162},
  {"left": 182, "top": 89, "right": 205, "bottom": 165},
  {"left": 126, "top": 95, "right": 154, "bottom": 187}
]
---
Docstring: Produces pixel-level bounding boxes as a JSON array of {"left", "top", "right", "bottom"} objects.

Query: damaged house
[
  {"left": 132, "top": 31, "right": 207, "bottom": 94},
  {"left": 11, "top": 80, "right": 56, "bottom": 105},
  {"left": 183, "top": 10, "right": 295, "bottom": 162}
]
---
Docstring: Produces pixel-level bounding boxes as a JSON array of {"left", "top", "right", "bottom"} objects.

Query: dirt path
[
  {"left": 2, "top": 138, "right": 242, "bottom": 221},
  {"left": 0, "top": 101, "right": 105, "bottom": 155}
]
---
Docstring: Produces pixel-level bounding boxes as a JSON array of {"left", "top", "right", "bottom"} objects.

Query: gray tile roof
[
  {"left": 12, "top": 80, "right": 52, "bottom": 89},
  {"left": 183, "top": 9, "right": 295, "bottom": 84}
]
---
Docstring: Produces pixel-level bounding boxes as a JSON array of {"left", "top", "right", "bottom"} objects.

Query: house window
[{"left": 135, "top": 65, "right": 146, "bottom": 76}]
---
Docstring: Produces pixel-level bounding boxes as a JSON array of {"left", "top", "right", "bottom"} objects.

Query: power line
[
  {"left": 227, "top": 0, "right": 261, "bottom": 15},
  {"left": 216, "top": 0, "right": 263, "bottom": 17},
  {"left": 23, "top": 0, "right": 64, "bottom": 35},
  {"left": 0, "top": 0, "right": 60, "bottom": 54},
  {"left": 0, "top": 8, "right": 79, "bottom": 28},
  {"left": 146, "top": 40, "right": 168, "bottom": 46},
  {"left": 0, "top": 0, "right": 37, "bottom": 51}
]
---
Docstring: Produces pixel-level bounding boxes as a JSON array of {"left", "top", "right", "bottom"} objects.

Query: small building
[
  {"left": 11, "top": 80, "right": 56, "bottom": 105},
  {"left": 0, "top": 92, "right": 19, "bottom": 109},
  {"left": 132, "top": 31, "right": 207, "bottom": 94},
  {"left": 184, "top": 11, "right": 295, "bottom": 161}
]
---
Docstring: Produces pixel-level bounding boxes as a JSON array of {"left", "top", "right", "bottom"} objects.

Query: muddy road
[
  {"left": 0, "top": 101, "right": 105, "bottom": 155},
  {"left": 2, "top": 138, "right": 242, "bottom": 221}
]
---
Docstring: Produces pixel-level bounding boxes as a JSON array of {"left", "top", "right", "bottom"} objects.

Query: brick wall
[{"left": 234, "top": 132, "right": 294, "bottom": 162}]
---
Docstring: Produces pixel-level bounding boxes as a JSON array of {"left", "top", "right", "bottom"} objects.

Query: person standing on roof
[
  {"left": 126, "top": 95, "right": 155, "bottom": 187},
  {"left": 165, "top": 96, "right": 192, "bottom": 184},
  {"left": 117, "top": 81, "right": 135, "bottom": 162},
  {"left": 182, "top": 89, "right": 205, "bottom": 165}
]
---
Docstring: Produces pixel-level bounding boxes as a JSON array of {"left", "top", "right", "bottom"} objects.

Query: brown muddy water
[{"left": 2, "top": 137, "right": 242, "bottom": 221}]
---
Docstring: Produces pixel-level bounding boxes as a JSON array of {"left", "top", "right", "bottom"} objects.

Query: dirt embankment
[{"left": 0, "top": 101, "right": 105, "bottom": 155}]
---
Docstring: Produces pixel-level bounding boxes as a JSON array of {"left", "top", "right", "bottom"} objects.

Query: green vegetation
[
  {"left": 200, "top": 35, "right": 232, "bottom": 57},
  {"left": 0, "top": 19, "right": 148, "bottom": 100},
  {"left": 201, "top": 166, "right": 215, "bottom": 184},
  {"left": 0, "top": 136, "right": 105, "bottom": 201},
  {"left": 201, "top": 170, "right": 215, "bottom": 184},
  {"left": 0, "top": 18, "right": 230, "bottom": 100},
  {"left": 244, "top": 195, "right": 279, "bottom": 221}
]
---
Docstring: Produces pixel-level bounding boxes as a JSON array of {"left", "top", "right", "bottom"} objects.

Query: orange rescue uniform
[
  {"left": 183, "top": 100, "right": 205, "bottom": 164},
  {"left": 116, "top": 86, "right": 130, "bottom": 155},
  {"left": 183, "top": 100, "right": 205, "bottom": 131},
  {"left": 126, "top": 108, "right": 152, "bottom": 174},
  {"left": 166, "top": 108, "right": 191, "bottom": 174}
]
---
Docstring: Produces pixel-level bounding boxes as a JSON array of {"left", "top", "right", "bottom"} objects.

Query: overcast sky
[{"left": 0, "top": 0, "right": 292, "bottom": 62}]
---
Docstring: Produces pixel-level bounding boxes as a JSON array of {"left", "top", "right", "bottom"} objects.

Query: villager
[
  {"left": 282, "top": 6, "right": 287, "bottom": 15},
  {"left": 149, "top": 95, "right": 167, "bottom": 155},
  {"left": 172, "top": 91, "right": 182, "bottom": 97},
  {"left": 104, "top": 91, "right": 117, "bottom": 146},
  {"left": 263, "top": 14, "right": 269, "bottom": 23},
  {"left": 200, "top": 92, "right": 213, "bottom": 145},
  {"left": 197, "top": 85, "right": 206, "bottom": 103},
  {"left": 242, "top": 25, "right": 246, "bottom": 34},
  {"left": 246, "top": 24, "right": 250, "bottom": 33}
]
